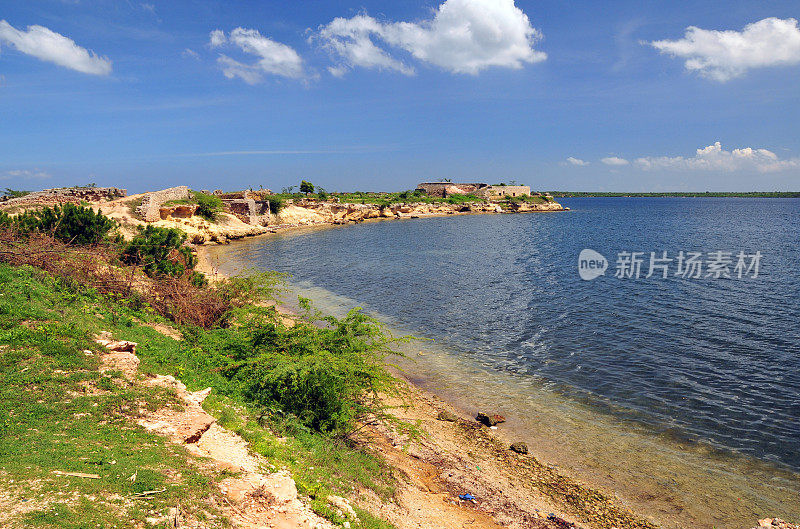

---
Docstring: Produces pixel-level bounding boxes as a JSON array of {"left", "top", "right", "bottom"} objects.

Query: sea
[{"left": 203, "top": 197, "right": 800, "bottom": 529}]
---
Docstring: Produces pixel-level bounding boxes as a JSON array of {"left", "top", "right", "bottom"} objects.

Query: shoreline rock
[{"left": 476, "top": 412, "right": 506, "bottom": 427}]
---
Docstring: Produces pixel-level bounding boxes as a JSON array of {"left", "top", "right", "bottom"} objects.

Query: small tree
[
  {"left": 120, "top": 225, "right": 197, "bottom": 278},
  {"left": 300, "top": 180, "right": 315, "bottom": 195}
]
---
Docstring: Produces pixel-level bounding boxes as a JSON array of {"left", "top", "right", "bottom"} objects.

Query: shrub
[
  {"left": 8, "top": 203, "right": 116, "bottom": 245},
  {"left": 266, "top": 196, "right": 284, "bottom": 214},
  {"left": 198, "top": 300, "right": 405, "bottom": 435},
  {"left": 120, "top": 225, "right": 197, "bottom": 278},
  {"left": 193, "top": 192, "right": 222, "bottom": 221},
  {"left": 3, "top": 188, "right": 30, "bottom": 199}
]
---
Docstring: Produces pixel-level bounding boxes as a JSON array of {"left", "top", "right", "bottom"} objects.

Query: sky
[{"left": 1, "top": 0, "right": 799, "bottom": 193}]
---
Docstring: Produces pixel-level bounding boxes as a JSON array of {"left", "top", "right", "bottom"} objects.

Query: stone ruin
[
  {"left": 135, "top": 186, "right": 190, "bottom": 222},
  {"left": 0, "top": 186, "right": 127, "bottom": 207},
  {"left": 134, "top": 187, "right": 276, "bottom": 226},
  {"left": 216, "top": 190, "right": 273, "bottom": 225}
]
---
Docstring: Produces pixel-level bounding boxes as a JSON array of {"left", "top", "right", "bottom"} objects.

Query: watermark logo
[
  {"left": 578, "top": 249, "right": 608, "bottom": 280},
  {"left": 578, "top": 249, "right": 762, "bottom": 280}
]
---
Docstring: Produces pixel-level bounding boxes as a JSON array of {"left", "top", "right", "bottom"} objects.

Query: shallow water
[{"left": 204, "top": 198, "right": 800, "bottom": 528}]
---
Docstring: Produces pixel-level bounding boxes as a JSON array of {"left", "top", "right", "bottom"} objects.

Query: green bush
[
  {"left": 3, "top": 203, "right": 116, "bottom": 245},
  {"left": 191, "top": 299, "right": 404, "bottom": 435},
  {"left": 120, "top": 225, "right": 197, "bottom": 278},
  {"left": 266, "top": 196, "right": 284, "bottom": 214},
  {"left": 3, "top": 188, "right": 30, "bottom": 199},
  {"left": 193, "top": 192, "right": 222, "bottom": 221}
]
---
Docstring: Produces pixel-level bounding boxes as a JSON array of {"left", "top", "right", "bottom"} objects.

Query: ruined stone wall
[
  {"left": 477, "top": 185, "right": 531, "bottom": 199},
  {"left": 223, "top": 198, "right": 271, "bottom": 225},
  {"left": 136, "top": 186, "right": 190, "bottom": 222},
  {"left": 416, "top": 182, "right": 488, "bottom": 197},
  {"left": 0, "top": 187, "right": 127, "bottom": 207}
]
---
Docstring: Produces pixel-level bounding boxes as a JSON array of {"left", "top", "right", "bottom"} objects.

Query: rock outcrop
[{"left": 271, "top": 199, "right": 562, "bottom": 228}]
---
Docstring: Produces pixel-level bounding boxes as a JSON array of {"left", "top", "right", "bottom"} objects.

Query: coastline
[
  {"left": 196, "top": 220, "right": 800, "bottom": 529},
  {"left": 195, "top": 243, "right": 663, "bottom": 529}
]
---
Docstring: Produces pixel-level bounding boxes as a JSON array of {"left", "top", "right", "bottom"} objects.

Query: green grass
[
  {"left": 203, "top": 395, "right": 397, "bottom": 501},
  {"left": 0, "top": 263, "right": 398, "bottom": 528},
  {"left": 0, "top": 264, "right": 229, "bottom": 528}
]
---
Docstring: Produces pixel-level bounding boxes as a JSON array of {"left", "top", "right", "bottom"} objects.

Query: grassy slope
[
  {"left": 0, "top": 263, "right": 397, "bottom": 529},
  {"left": 0, "top": 264, "right": 226, "bottom": 528}
]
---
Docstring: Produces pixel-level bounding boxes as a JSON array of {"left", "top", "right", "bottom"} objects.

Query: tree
[
  {"left": 300, "top": 180, "right": 315, "bottom": 195},
  {"left": 120, "top": 225, "right": 197, "bottom": 278}
]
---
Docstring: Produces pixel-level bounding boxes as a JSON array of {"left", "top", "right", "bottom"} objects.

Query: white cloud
[
  {"left": 209, "top": 28, "right": 305, "bottom": 83},
  {"left": 182, "top": 48, "right": 199, "bottom": 60},
  {"left": 1, "top": 169, "right": 52, "bottom": 181},
  {"left": 0, "top": 20, "right": 112, "bottom": 76},
  {"left": 316, "top": 0, "right": 546, "bottom": 76},
  {"left": 601, "top": 156, "right": 630, "bottom": 166},
  {"left": 648, "top": 17, "right": 800, "bottom": 81},
  {"left": 566, "top": 157, "right": 589, "bottom": 166},
  {"left": 635, "top": 142, "right": 799, "bottom": 173},
  {"left": 209, "top": 29, "right": 226, "bottom": 48}
]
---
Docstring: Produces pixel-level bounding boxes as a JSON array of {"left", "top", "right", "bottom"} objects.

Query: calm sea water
[{"left": 207, "top": 198, "right": 800, "bottom": 528}]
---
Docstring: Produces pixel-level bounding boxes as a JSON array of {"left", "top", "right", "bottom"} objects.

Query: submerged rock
[{"left": 476, "top": 412, "right": 506, "bottom": 427}]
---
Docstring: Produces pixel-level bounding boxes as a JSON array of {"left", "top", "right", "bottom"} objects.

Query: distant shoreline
[{"left": 550, "top": 192, "right": 800, "bottom": 198}]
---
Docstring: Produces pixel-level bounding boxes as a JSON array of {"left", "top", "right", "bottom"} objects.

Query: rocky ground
[
  {"left": 93, "top": 325, "right": 594, "bottom": 529},
  {"left": 94, "top": 328, "right": 336, "bottom": 529}
]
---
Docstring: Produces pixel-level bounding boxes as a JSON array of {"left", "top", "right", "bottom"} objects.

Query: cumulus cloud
[
  {"left": 0, "top": 20, "right": 112, "bottom": 75},
  {"left": 635, "top": 142, "right": 799, "bottom": 173},
  {"left": 601, "top": 156, "right": 630, "bottom": 166},
  {"left": 209, "top": 29, "right": 226, "bottom": 48},
  {"left": 209, "top": 28, "right": 305, "bottom": 83},
  {"left": 648, "top": 17, "right": 800, "bottom": 81},
  {"left": 566, "top": 157, "right": 589, "bottom": 166},
  {"left": 316, "top": 0, "right": 546, "bottom": 76}
]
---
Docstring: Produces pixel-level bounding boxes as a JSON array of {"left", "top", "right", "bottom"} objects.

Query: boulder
[{"left": 510, "top": 442, "right": 528, "bottom": 454}]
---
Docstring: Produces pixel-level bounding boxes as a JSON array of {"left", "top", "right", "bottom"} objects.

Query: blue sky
[{"left": 1, "top": 0, "right": 799, "bottom": 193}]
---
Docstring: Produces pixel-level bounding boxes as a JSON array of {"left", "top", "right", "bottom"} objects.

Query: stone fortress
[{"left": 415, "top": 182, "right": 534, "bottom": 199}]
